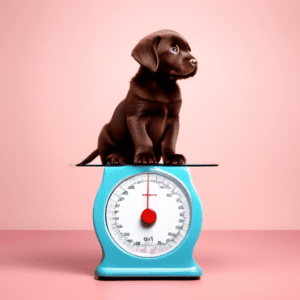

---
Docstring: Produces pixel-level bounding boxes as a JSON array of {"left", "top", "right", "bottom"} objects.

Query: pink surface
[
  {"left": 1, "top": 230, "right": 299, "bottom": 299},
  {"left": 1, "top": 0, "right": 300, "bottom": 230}
]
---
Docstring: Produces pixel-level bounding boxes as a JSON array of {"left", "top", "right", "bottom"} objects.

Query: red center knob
[{"left": 141, "top": 208, "right": 157, "bottom": 224}]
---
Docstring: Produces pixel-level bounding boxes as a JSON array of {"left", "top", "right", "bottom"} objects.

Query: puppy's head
[{"left": 131, "top": 29, "right": 197, "bottom": 80}]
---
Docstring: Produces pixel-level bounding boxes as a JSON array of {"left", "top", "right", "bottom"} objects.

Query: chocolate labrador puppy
[{"left": 78, "top": 29, "right": 197, "bottom": 165}]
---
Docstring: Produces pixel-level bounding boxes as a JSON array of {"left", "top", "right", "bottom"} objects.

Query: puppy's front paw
[
  {"left": 134, "top": 153, "right": 157, "bottom": 165},
  {"left": 163, "top": 154, "right": 186, "bottom": 165},
  {"left": 106, "top": 153, "right": 126, "bottom": 165}
]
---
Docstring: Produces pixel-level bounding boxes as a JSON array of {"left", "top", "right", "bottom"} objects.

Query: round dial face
[{"left": 106, "top": 172, "right": 191, "bottom": 257}]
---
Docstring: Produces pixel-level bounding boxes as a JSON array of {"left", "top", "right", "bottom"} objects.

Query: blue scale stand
[{"left": 76, "top": 164, "right": 218, "bottom": 279}]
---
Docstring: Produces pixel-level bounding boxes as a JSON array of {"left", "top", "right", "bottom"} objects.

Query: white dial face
[{"left": 106, "top": 172, "right": 191, "bottom": 257}]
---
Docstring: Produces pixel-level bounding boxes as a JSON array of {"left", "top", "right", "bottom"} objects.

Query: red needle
[{"left": 141, "top": 174, "right": 157, "bottom": 225}]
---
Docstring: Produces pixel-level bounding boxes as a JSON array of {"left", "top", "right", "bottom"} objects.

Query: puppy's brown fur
[{"left": 78, "top": 29, "right": 197, "bottom": 165}]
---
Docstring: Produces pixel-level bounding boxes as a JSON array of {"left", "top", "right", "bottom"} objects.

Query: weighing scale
[{"left": 75, "top": 163, "right": 218, "bottom": 278}]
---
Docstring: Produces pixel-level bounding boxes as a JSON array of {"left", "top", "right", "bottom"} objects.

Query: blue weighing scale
[{"left": 76, "top": 164, "right": 218, "bottom": 279}]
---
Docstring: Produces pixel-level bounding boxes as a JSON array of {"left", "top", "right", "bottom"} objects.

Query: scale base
[
  {"left": 95, "top": 265, "right": 202, "bottom": 278},
  {"left": 95, "top": 276, "right": 200, "bottom": 280}
]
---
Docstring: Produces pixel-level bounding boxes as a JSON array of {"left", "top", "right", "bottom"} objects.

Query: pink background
[{"left": 1, "top": 0, "right": 300, "bottom": 230}]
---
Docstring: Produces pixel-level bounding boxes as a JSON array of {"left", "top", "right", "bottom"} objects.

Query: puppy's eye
[{"left": 170, "top": 46, "right": 179, "bottom": 54}]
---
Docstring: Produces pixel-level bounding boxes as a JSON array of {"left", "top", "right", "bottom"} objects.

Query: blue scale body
[{"left": 93, "top": 165, "right": 203, "bottom": 278}]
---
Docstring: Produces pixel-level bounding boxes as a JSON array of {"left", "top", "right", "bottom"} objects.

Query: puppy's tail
[{"left": 76, "top": 149, "right": 99, "bottom": 166}]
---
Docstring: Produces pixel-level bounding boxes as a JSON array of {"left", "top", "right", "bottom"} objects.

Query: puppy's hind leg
[
  {"left": 98, "top": 125, "right": 126, "bottom": 165},
  {"left": 105, "top": 152, "right": 126, "bottom": 165}
]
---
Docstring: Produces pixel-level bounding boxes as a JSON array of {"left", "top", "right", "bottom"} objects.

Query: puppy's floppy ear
[{"left": 131, "top": 35, "right": 161, "bottom": 73}]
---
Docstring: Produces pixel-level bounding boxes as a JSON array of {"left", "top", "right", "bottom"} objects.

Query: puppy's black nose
[{"left": 190, "top": 59, "right": 197, "bottom": 66}]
